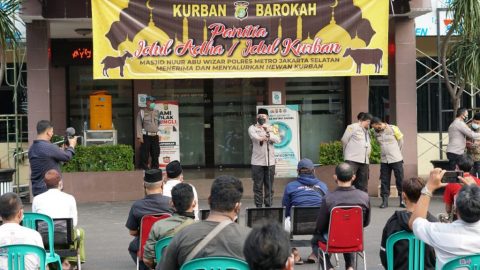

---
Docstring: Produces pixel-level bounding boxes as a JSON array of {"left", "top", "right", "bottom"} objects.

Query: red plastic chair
[
  {"left": 317, "top": 206, "right": 366, "bottom": 270},
  {"left": 137, "top": 214, "right": 171, "bottom": 270}
]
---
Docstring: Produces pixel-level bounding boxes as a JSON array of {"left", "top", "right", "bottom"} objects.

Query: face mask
[
  {"left": 472, "top": 123, "right": 480, "bottom": 130},
  {"left": 149, "top": 103, "right": 156, "bottom": 110},
  {"left": 257, "top": 118, "right": 266, "bottom": 125},
  {"left": 374, "top": 128, "right": 383, "bottom": 133}
]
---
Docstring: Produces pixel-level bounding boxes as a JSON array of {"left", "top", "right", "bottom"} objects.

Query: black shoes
[
  {"left": 399, "top": 197, "right": 406, "bottom": 208},
  {"left": 380, "top": 197, "right": 388, "bottom": 208}
]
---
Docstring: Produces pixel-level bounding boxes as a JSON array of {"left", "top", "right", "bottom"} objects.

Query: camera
[{"left": 441, "top": 171, "right": 464, "bottom": 183}]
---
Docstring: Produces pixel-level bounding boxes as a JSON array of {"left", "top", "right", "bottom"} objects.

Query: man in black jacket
[{"left": 379, "top": 177, "right": 437, "bottom": 269}]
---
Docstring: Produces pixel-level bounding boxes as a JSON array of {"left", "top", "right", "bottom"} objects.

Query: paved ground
[{"left": 25, "top": 195, "right": 446, "bottom": 270}]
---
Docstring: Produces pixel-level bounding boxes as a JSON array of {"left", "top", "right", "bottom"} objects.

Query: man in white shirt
[
  {"left": 162, "top": 160, "right": 199, "bottom": 220},
  {"left": 0, "top": 192, "right": 44, "bottom": 270},
  {"left": 409, "top": 168, "right": 480, "bottom": 269},
  {"left": 32, "top": 169, "right": 85, "bottom": 268}
]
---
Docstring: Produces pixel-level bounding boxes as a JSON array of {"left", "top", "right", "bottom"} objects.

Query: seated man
[
  {"left": 32, "top": 169, "right": 85, "bottom": 270},
  {"left": 409, "top": 168, "right": 480, "bottom": 269},
  {"left": 162, "top": 160, "right": 199, "bottom": 220},
  {"left": 126, "top": 169, "right": 174, "bottom": 270},
  {"left": 244, "top": 221, "right": 293, "bottom": 270},
  {"left": 282, "top": 158, "right": 328, "bottom": 264},
  {"left": 158, "top": 175, "right": 250, "bottom": 270},
  {"left": 143, "top": 183, "right": 197, "bottom": 269},
  {"left": 443, "top": 156, "right": 480, "bottom": 220},
  {"left": 380, "top": 177, "right": 437, "bottom": 269},
  {"left": 0, "top": 192, "right": 44, "bottom": 270},
  {"left": 311, "top": 162, "right": 370, "bottom": 270}
]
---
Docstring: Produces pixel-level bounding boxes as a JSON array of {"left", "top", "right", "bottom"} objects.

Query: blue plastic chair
[
  {"left": 154, "top": 236, "right": 173, "bottom": 264},
  {"left": 0, "top": 244, "right": 47, "bottom": 270},
  {"left": 22, "top": 212, "right": 63, "bottom": 269},
  {"left": 386, "top": 230, "right": 425, "bottom": 270},
  {"left": 180, "top": 256, "right": 249, "bottom": 270},
  {"left": 443, "top": 254, "right": 480, "bottom": 269}
]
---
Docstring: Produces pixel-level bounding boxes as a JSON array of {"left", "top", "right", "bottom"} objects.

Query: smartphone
[{"left": 441, "top": 171, "right": 464, "bottom": 183}]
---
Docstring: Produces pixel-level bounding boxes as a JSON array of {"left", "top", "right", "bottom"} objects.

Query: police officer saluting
[
  {"left": 446, "top": 108, "right": 480, "bottom": 170},
  {"left": 136, "top": 97, "right": 161, "bottom": 170},
  {"left": 371, "top": 117, "right": 405, "bottom": 208},
  {"left": 341, "top": 112, "right": 373, "bottom": 192}
]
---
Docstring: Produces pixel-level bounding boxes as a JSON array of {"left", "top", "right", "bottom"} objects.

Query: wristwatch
[{"left": 421, "top": 186, "right": 433, "bottom": 198}]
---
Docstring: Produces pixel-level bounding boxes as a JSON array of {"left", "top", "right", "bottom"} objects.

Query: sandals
[
  {"left": 292, "top": 248, "right": 304, "bottom": 265},
  {"left": 307, "top": 252, "right": 319, "bottom": 264}
]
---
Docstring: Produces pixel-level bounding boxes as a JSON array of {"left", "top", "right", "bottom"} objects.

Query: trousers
[
  {"left": 140, "top": 135, "right": 160, "bottom": 170},
  {"left": 346, "top": 161, "right": 369, "bottom": 193},
  {"left": 446, "top": 152, "right": 463, "bottom": 171},
  {"left": 380, "top": 161, "right": 404, "bottom": 198},
  {"left": 251, "top": 165, "right": 275, "bottom": 207}
]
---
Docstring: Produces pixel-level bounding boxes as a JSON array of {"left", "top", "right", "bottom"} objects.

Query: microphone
[{"left": 65, "top": 127, "right": 76, "bottom": 146}]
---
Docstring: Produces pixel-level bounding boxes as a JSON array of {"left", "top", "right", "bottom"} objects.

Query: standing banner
[
  {"left": 154, "top": 100, "right": 180, "bottom": 169},
  {"left": 258, "top": 105, "right": 300, "bottom": 177},
  {"left": 92, "top": 0, "right": 388, "bottom": 79}
]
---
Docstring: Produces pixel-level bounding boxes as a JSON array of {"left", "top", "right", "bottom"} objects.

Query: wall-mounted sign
[
  {"left": 72, "top": 48, "right": 92, "bottom": 59},
  {"left": 51, "top": 40, "right": 93, "bottom": 66},
  {"left": 415, "top": 0, "right": 458, "bottom": 36},
  {"left": 92, "top": 0, "right": 389, "bottom": 79}
]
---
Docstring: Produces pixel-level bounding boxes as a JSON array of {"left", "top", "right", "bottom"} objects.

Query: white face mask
[{"left": 472, "top": 123, "right": 480, "bottom": 130}]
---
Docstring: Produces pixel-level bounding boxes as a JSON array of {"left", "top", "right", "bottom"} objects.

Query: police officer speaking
[{"left": 447, "top": 108, "right": 480, "bottom": 170}]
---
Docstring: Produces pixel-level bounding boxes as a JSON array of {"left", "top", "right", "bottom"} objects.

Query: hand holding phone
[{"left": 441, "top": 171, "right": 464, "bottom": 183}]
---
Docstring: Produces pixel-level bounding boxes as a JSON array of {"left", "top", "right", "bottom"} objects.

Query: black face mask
[
  {"left": 257, "top": 118, "right": 266, "bottom": 125},
  {"left": 374, "top": 128, "right": 383, "bottom": 133}
]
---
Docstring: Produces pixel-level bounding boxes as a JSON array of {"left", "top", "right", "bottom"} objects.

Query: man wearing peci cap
[
  {"left": 248, "top": 108, "right": 281, "bottom": 207},
  {"left": 136, "top": 97, "right": 161, "bottom": 170},
  {"left": 126, "top": 169, "right": 174, "bottom": 270},
  {"left": 163, "top": 160, "right": 200, "bottom": 220}
]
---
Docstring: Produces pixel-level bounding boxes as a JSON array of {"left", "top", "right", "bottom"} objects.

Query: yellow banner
[{"left": 92, "top": 0, "right": 388, "bottom": 79}]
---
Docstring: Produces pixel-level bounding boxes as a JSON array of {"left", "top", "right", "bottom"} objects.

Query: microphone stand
[{"left": 264, "top": 127, "right": 272, "bottom": 207}]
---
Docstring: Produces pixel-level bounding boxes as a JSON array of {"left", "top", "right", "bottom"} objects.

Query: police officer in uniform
[
  {"left": 341, "top": 113, "right": 373, "bottom": 192},
  {"left": 248, "top": 108, "right": 281, "bottom": 207},
  {"left": 446, "top": 108, "right": 480, "bottom": 170},
  {"left": 136, "top": 98, "right": 161, "bottom": 170},
  {"left": 371, "top": 117, "right": 405, "bottom": 208}
]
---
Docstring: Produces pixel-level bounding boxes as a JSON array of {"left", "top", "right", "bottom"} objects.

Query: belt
[{"left": 143, "top": 131, "right": 158, "bottom": 136}]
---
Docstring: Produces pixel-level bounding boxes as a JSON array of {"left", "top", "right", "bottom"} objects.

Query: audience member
[
  {"left": 32, "top": 169, "right": 85, "bottom": 269},
  {"left": 409, "top": 168, "right": 480, "bottom": 269},
  {"left": 282, "top": 158, "right": 328, "bottom": 264},
  {"left": 143, "top": 183, "right": 197, "bottom": 269},
  {"left": 311, "top": 162, "right": 370, "bottom": 269},
  {"left": 0, "top": 192, "right": 44, "bottom": 270},
  {"left": 28, "top": 120, "right": 77, "bottom": 196},
  {"left": 162, "top": 160, "right": 199, "bottom": 220},
  {"left": 126, "top": 169, "right": 174, "bottom": 270},
  {"left": 158, "top": 175, "right": 250, "bottom": 270},
  {"left": 244, "top": 221, "right": 294, "bottom": 270},
  {"left": 443, "top": 156, "right": 480, "bottom": 219},
  {"left": 379, "top": 177, "right": 436, "bottom": 269}
]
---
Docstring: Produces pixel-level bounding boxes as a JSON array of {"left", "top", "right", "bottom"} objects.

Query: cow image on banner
[{"left": 92, "top": 0, "right": 389, "bottom": 79}]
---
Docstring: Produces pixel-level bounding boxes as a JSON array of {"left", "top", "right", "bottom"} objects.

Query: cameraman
[
  {"left": 248, "top": 108, "right": 280, "bottom": 207},
  {"left": 443, "top": 156, "right": 480, "bottom": 218},
  {"left": 28, "top": 120, "right": 77, "bottom": 196}
]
